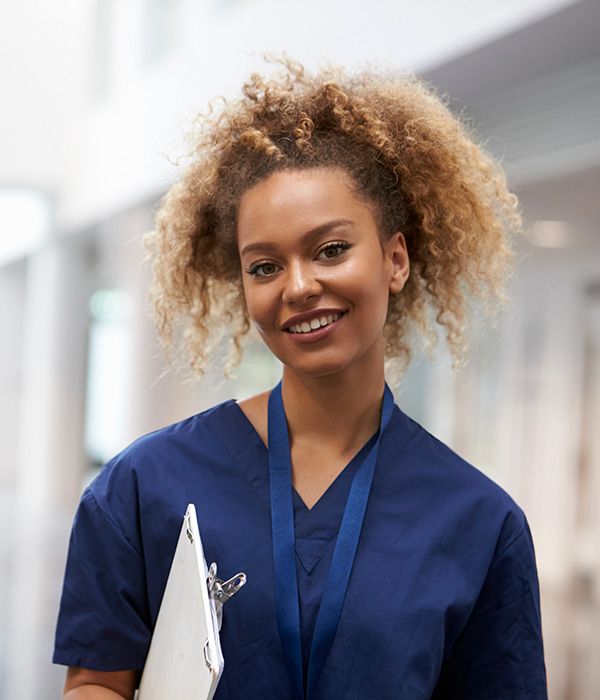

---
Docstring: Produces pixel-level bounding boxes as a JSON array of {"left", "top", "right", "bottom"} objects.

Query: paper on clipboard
[{"left": 137, "top": 503, "right": 245, "bottom": 700}]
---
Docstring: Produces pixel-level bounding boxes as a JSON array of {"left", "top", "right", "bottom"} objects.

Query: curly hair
[{"left": 144, "top": 56, "right": 522, "bottom": 379}]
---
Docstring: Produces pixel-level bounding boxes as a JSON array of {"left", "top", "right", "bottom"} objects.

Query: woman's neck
[{"left": 281, "top": 348, "right": 386, "bottom": 457}]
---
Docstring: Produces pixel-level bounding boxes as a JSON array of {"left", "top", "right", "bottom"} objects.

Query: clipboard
[{"left": 137, "top": 504, "right": 246, "bottom": 700}]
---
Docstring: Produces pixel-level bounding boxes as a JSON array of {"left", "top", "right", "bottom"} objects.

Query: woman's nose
[{"left": 281, "top": 260, "right": 322, "bottom": 305}]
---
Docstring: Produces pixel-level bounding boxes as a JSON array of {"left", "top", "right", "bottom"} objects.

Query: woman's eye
[
  {"left": 247, "top": 261, "right": 279, "bottom": 277},
  {"left": 317, "top": 242, "right": 352, "bottom": 260},
  {"left": 246, "top": 242, "right": 351, "bottom": 277}
]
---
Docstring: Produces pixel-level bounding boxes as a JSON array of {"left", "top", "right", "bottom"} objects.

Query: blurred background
[{"left": 1, "top": 0, "right": 599, "bottom": 697}]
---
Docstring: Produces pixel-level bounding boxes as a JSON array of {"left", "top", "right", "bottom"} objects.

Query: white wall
[{"left": 0, "top": 1, "right": 79, "bottom": 191}]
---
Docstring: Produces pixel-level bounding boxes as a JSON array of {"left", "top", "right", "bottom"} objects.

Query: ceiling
[
  {"left": 423, "top": 0, "right": 600, "bottom": 251},
  {"left": 423, "top": 0, "right": 599, "bottom": 106}
]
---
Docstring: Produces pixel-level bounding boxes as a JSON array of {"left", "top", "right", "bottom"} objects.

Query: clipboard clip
[{"left": 207, "top": 561, "right": 247, "bottom": 629}]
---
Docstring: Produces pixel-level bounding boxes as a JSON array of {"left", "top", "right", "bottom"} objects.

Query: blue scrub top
[{"left": 53, "top": 396, "right": 548, "bottom": 699}]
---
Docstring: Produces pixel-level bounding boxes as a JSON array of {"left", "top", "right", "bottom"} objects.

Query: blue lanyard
[{"left": 268, "top": 381, "right": 394, "bottom": 699}]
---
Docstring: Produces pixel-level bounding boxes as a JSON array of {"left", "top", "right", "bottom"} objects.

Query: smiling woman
[{"left": 52, "top": 57, "right": 548, "bottom": 700}]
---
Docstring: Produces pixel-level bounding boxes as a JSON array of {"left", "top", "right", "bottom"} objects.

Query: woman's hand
[{"left": 62, "top": 667, "right": 137, "bottom": 699}]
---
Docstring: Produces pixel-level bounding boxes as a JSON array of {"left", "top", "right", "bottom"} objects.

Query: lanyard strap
[{"left": 268, "top": 381, "right": 394, "bottom": 699}]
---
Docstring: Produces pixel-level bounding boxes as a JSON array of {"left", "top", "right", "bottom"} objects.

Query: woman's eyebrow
[{"left": 239, "top": 218, "right": 354, "bottom": 257}]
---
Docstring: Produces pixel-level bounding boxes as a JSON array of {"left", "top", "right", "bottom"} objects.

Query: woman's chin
[{"left": 281, "top": 356, "right": 355, "bottom": 379}]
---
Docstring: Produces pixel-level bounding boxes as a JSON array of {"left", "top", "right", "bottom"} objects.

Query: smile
[{"left": 287, "top": 311, "right": 346, "bottom": 334}]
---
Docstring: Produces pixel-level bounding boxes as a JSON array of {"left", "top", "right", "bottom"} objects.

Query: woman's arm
[
  {"left": 431, "top": 518, "right": 548, "bottom": 699},
  {"left": 62, "top": 667, "right": 137, "bottom": 699}
]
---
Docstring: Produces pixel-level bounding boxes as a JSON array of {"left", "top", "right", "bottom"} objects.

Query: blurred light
[
  {"left": 0, "top": 188, "right": 51, "bottom": 265},
  {"left": 89, "top": 289, "right": 133, "bottom": 322},
  {"left": 85, "top": 289, "right": 134, "bottom": 465},
  {"left": 528, "top": 219, "right": 573, "bottom": 248}
]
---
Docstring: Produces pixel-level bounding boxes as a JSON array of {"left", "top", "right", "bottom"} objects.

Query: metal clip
[
  {"left": 184, "top": 512, "right": 194, "bottom": 543},
  {"left": 207, "top": 562, "right": 246, "bottom": 630},
  {"left": 203, "top": 639, "right": 213, "bottom": 672}
]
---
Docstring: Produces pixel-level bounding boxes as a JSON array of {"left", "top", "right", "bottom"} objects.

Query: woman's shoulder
[
  {"left": 85, "top": 397, "right": 243, "bottom": 509},
  {"left": 133, "top": 396, "right": 241, "bottom": 452},
  {"left": 128, "top": 395, "right": 244, "bottom": 454},
  {"left": 390, "top": 404, "right": 528, "bottom": 546}
]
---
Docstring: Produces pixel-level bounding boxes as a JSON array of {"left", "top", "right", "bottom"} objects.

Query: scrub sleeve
[
  {"left": 52, "top": 487, "right": 151, "bottom": 684},
  {"left": 431, "top": 516, "right": 548, "bottom": 699}
]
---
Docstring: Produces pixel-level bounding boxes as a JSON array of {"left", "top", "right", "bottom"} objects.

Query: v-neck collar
[
  {"left": 292, "top": 431, "right": 378, "bottom": 573},
  {"left": 217, "top": 399, "right": 378, "bottom": 573},
  {"left": 229, "top": 398, "right": 377, "bottom": 508}
]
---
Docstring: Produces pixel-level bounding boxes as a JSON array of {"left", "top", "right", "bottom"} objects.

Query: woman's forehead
[{"left": 236, "top": 168, "right": 372, "bottom": 247}]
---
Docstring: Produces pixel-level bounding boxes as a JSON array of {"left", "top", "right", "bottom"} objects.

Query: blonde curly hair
[{"left": 144, "top": 56, "right": 522, "bottom": 379}]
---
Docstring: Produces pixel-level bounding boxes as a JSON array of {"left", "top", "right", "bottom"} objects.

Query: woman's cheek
[{"left": 247, "top": 295, "right": 279, "bottom": 336}]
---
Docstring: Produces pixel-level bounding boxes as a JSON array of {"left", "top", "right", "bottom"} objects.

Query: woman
[{"left": 54, "top": 58, "right": 548, "bottom": 699}]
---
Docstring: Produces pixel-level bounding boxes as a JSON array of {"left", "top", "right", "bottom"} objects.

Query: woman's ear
[{"left": 387, "top": 231, "right": 410, "bottom": 294}]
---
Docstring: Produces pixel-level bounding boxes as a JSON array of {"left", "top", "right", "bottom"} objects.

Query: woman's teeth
[{"left": 289, "top": 313, "right": 342, "bottom": 334}]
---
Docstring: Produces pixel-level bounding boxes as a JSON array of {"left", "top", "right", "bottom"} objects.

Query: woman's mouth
[
  {"left": 286, "top": 311, "right": 346, "bottom": 334},
  {"left": 284, "top": 311, "right": 347, "bottom": 343}
]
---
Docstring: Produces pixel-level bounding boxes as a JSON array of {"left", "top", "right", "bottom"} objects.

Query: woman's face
[{"left": 236, "top": 167, "right": 409, "bottom": 379}]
